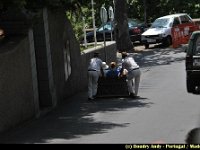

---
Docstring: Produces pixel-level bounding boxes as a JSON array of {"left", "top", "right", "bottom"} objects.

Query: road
[{"left": 0, "top": 45, "right": 200, "bottom": 144}]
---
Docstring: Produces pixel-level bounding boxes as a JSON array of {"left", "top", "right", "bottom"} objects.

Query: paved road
[{"left": 0, "top": 45, "right": 200, "bottom": 144}]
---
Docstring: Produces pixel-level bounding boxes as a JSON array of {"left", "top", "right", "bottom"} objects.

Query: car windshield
[
  {"left": 151, "top": 18, "right": 170, "bottom": 28},
  {"left": 97, "top": 19, "right": 142, "bottom": 31},
  {"left": 97, "top": 23, "right": 113, "bottom": 31},
  {"left": 128, "top": 19, "right": 142, "bottom": 27}
]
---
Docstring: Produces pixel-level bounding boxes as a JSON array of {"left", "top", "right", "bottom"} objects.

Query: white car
[{"left": 141, "top": 13, "right": 198, "bottom": 49}]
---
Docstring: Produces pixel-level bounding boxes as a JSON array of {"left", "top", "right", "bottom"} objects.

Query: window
[
  {"left": 151, "top": 18, "right": 170, "bottom": 28},
  {"left": 180, "top": 15, "right": 192, "bottom": 24},
  {"left": 173, "top": 17, "right": 180, "bottom": 27},
  {"left": 98, "top": 23, "right": 112, "bottom": 31},
  {"left": 195, "top": 36, "right": 200, "bottom": 55}
]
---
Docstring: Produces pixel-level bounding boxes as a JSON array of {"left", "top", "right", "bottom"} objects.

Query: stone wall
[
  {"left": 46, "top": 8, "right": 117, "bottom": 99},
  {"left": 0, "top": 8, "right": 117, "bottom": 134},
  {"left": 0, "top": 37, "right": 35, "bottom": 133}
]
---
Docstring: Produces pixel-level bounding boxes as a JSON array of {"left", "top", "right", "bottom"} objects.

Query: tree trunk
[{"left": 114, "top": 0, "right": 133, "bottom": 52}]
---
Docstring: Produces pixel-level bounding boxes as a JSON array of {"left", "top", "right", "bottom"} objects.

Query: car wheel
[
  {"left": 187, "top": 78, "right": 195, "bottom": 93},
  {"left": 163, "top": 36, "right": 172, "bottom": 47},
  {"left": 145, "top": 44, "right": 149, "bottom": 49},
  {"left": 185, "top": 127, "right": 200, "bottom": 144}
]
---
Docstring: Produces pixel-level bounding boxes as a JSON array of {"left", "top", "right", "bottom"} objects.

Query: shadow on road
[
  {"left": 0, "top": 93, "right": 151, "bottom": 144},
  {"left": 132, "top": 44, "right": 185, "bottom": 68}
]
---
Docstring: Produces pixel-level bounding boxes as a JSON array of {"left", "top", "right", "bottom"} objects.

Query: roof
[{"left": 157, "top": 13, "right": 188, "bottom": 19}]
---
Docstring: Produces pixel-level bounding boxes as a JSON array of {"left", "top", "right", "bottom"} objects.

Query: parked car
[
  {"left": 185, "top": 31, "right": 200, "bottom": 94},
  {"left": 141, "top": 13, "right": 199, "bottom": 49},
  {"left": 80, "top": 18, "right": 147, "bottom": 43}
]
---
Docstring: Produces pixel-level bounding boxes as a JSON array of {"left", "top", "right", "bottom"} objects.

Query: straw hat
[{"left": 102, "top": 62, "right": 109, "bottom": 69}]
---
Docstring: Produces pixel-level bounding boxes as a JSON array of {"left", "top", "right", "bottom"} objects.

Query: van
[
  {"left": 141, "top": 13, "right": 199, "bottom": 49},
  {"left": 185, "top": 31, "right": 200, "bottom": 94}
]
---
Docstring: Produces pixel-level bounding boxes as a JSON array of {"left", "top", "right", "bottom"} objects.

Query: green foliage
[
  {"left": 66, "top": 6, "right": 93, "bottom": 41},
  {"left": 1, "top": 0, "right": 200, "bottom": 41},
  {"left": 1, "top": 0, "right": 200, "bottom": 19},
  {"left": 0, "top": 0, "right": 26, "bottom": 11},
  {"left": 127, "top": 0, "right": 200, "bottom": 22}
]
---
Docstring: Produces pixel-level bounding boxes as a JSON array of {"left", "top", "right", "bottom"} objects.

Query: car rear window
[
  {"left": 98, "top": 23, "right": 112, "bottom": 31},
  {"left": 180, "top": 15, "right": 192, "bottom": 24}
]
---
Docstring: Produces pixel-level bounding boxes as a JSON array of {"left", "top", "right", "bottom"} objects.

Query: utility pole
[
  {"left": 143, "top": 0, "right": 147, "bottom": 25},
  {"left": 109, "top": 6, "right": 114, "bottom": 41},
  {"left": 100, "top": 5, "right": 108, "bottom": 62},
  {"left": 91, "top": 0, "right": 97, "bottom": 47},
  {"left": 113, "top": 0, "right": 115, "bottom": 13}
]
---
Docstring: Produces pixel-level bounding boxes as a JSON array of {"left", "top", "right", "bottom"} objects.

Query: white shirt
[
  {"left": 122, "top": 57, "right": 139, "bottom": 72},
  {"left": 88, "top": 57, "right": 103, "bottom": 71}
]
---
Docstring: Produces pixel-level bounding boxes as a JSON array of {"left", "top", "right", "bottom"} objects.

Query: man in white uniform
[
  {"left": 88, "top": 52, "right": 103, "bottom": 100},
  {"left": 121, "top": 52, "right": 141, "bottom": 97}
]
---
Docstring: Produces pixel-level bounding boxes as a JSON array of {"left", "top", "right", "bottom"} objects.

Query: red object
[{"left": 172, "top": 21, "right": 199, "bottom": 48}]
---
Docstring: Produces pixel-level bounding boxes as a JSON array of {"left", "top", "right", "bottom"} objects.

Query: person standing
[
  {"left": 87, "top": 52, "right": 103, "bottom": 100},
  {"left": 121, "top": 52, "right": 141, "bottom": 97}
]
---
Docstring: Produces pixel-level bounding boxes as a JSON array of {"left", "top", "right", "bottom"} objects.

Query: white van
[{"left": 141, "top": 13, "right": 198, "bottom": 49}]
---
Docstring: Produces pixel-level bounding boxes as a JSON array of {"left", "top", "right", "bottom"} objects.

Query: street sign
[
  {"left": 109, "top": 6, "right": 114, "bottom": 21},
  {"left": 100, "top": 6, "right": 108, "bottom": 24}
]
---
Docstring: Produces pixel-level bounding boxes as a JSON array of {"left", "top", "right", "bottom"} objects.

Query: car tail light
[{"left": 132, "top": 27, "right": 141, "bottom": 34}]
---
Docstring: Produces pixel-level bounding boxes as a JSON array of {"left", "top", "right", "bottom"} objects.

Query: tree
[
  {"left": 1, "top": 0, "right": 200, "bottom": 50},
  {"left": 114, "top": 0, "right": 133, "bottom": 52}
]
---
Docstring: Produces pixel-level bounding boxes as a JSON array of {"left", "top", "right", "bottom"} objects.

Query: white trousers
[
  {"left": 88, "top": 71, "right": 100, "bottom": 98},
  {"left": 126, "top": 69, "right": 141, "bottom": 96}
]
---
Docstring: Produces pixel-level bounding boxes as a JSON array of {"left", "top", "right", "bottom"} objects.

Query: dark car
[
  {"left": 185, "top": 31, "right": 200, "bottom": 94},
  {"left": 185, "top": 127, "right": 200, "bottom": 144},
  {"left": 80, "top": 18, "right": 147, "bottom": 43}
]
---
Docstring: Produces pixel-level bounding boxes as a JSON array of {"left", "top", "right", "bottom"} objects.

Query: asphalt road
[{"left": 0, "top": 45, "right": 200, "bottom": 144}]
